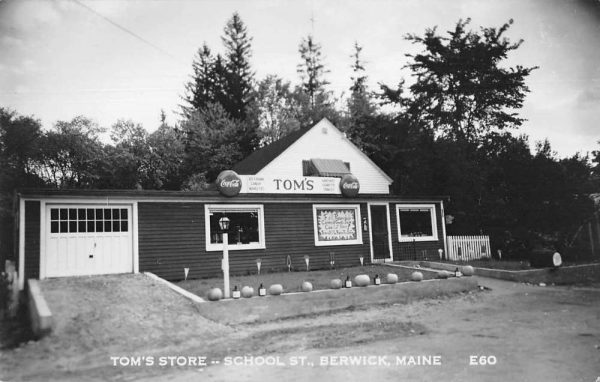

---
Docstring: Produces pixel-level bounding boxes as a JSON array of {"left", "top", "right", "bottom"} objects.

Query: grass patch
[{"left": 176, "top": 264, "right": 432, "bottom": 298}]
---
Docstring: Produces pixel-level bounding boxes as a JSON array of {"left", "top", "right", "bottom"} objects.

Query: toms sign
[{"left": 239, "top": 175, "right": 360, "bottom": 197}]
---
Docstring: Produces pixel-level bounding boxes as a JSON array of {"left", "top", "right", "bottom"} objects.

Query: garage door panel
[
  {"left": 46, "top": 205, "right": 133, "bottom": 277},
  {"left": 46, "top": 237, "right": 59, "bottom": 275},
  {"left": 67, "top": 235, "right": 79, "bottom": 273},
  {"left": 94, "top": 234, "right": 131, "bottom": 275}
]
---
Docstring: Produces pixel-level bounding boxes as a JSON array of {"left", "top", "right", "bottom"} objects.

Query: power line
[{"left": 71, "top": 0, "right": 187, "bottom": 67}]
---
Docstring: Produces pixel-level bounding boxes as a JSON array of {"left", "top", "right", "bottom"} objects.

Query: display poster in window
[{"left": 316, "top": 208, "right": 358, "bottom": 241}]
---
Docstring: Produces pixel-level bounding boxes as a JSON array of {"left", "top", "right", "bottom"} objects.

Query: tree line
[{"left": 1, "top": 14, "right": 598, "bottom": 261}]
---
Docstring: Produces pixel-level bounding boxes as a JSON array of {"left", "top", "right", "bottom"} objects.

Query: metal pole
[{"left": 222, "top": 232, "right": 230, "bottom": 298}]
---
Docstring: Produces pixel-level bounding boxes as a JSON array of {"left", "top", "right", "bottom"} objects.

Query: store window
[
  {"left": 49, "top": 207, "right": 129, "bottom": 234},
  {"left": 313, "top": 204, "right": 363, "bottom": 246},
  {"left": 396, "top": 204, "right": 438, "bottom": 242},
  {"left": 204, "top": 205, "right": 265, "bottom": 251}
]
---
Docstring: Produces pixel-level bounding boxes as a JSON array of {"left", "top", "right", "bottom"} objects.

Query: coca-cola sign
[
  {"left": 216, "top": 170, "right": 242, "bottom": 197},
  {"left": 339, "top": 174, "right": 360, "bottom": 197}
]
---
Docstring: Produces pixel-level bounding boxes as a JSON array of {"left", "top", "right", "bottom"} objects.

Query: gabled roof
[{"left": 233, "top": 126, "right": 312, "bottom": 175}]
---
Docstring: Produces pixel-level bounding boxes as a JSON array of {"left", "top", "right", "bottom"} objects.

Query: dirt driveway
[
  {"left": 1, "top": 275, "right": 599, "bottom": 381},
  {"left": 150, "top": 278, "right": 600, "bottom": 382}
]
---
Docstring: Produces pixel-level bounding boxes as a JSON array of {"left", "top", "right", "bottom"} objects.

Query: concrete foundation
[
  {"left": 27, "top": 279, "right": 53, "bottom": 338},
  {"left": 403, "top": 261, "right": 600, "bottom": 285}
]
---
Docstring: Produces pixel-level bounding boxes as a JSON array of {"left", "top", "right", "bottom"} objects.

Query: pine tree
[
  {"left": 349, "top": 41, "right": 367, "bottom": 95},
  {"left": 221, "top": 12, "right": 255, "bottom": 121},
  {"left": 181, "top": 13, "right": 258, "bottom": 160},
  {"left": 346, "top": 42, "right": 376, "bottom": 151},
  {"left": 182, "top": 44, "right": 217, "bottom": 117},
  {"left": 348, "top": 42, "right": 375, "bottom": 119},
  {"left": 297, "top": 35, "right": 330, "bottom": 110}
]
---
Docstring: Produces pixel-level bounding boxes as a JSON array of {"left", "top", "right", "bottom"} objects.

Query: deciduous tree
[
  {"left": 35, "top": 116, "right": 106, "bottom": 188},
  {"left": 255, "top": 75, "right": 301, "bottom": 146},
  {"left": 180, "top": 103, "right": 245, "bottom": 186},
  {"left": 404, "top": 19, "right": 538, "bottom": 142}
]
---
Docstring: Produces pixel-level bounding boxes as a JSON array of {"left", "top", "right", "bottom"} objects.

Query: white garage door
[{"left": 45, "top": 205, "right": 133, "bottom": 277}]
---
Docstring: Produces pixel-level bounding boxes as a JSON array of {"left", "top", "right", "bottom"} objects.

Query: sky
[{"left": 1, "top": 0, "right": 599, "bottom": 157}]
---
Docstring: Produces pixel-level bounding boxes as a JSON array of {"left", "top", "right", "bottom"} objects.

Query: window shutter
[{"left": 302, "top": 160, "right": 311, "bottom": 176}]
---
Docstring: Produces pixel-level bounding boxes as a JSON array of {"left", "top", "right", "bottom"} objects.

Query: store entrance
[{"left": 369, "top": 204, "right": 392, "bottom": 262}]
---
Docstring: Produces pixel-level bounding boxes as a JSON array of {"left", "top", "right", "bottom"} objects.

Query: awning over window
[{"left": 308, "top": 158, "right": 351, "bottom": 177}]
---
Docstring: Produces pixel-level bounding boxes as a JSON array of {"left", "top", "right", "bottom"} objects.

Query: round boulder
[
  {"left": 241, "top": 286, "right": 254, "bottom": 298},
  {"left": 207, "top": 288, "right": 223, "bottom": 301},
  {"left": 354, "top": 274, "right": 371, "bottom": 287},
  {"left": 301, "top": 281, "right": 313, "bottom": 292},
  {"left": 437, "top": 270, "right": 450, "bottom": 279},
  {"left": 269, "top": 284, "right": 283, "bottom": 295},
  {"left": 411, "top": 271, "right": 424, "bottom": 282},
  {"left": 462, "top": 265, "right": 475, "bottom": 276},
  {"left": 386, "top": 273, "right": 399, "bottom": 284},
  {"left": 330, "top": 279, "right": 343, "bottom": 289}
]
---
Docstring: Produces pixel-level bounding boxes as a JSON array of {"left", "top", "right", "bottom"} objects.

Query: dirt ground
[{"left": 1, "top": 274, "right": 599, "bottom": 381}]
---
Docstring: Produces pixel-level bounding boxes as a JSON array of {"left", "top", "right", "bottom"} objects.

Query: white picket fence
[{"left": 447, "top": 235, "right": 491, "bottom": 261}]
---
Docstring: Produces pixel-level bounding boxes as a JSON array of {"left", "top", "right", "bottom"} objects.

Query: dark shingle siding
[
  {"left": 24, "top": 201, "right": 40, "bottom": 280},
  {"left": 137, "top": 201, "right": 372, "bottom": 280},
  {"left": 138, "top": 202, "right": 211, "bottom": 280}
]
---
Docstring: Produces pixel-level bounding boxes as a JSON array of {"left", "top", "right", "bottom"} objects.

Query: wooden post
[
  {"left": 589, "top": 222, "right": 595, "bottom": 258},
  {"left": 596, "top": 213, "right": 600, "bottom": 260},
  {"left": 222, "top": 232, "right": 230, "bottom": 299}
]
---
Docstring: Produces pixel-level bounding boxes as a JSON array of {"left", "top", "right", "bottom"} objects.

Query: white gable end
[{"left": 256, "top": 119, "right": 392, "bottom": 194}]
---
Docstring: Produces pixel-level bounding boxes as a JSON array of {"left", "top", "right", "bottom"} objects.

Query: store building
[{"left": 15, "top": 119, "right": 447, "bottom": 290}]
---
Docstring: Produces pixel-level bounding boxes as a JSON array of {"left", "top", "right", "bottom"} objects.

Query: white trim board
[
  {"left": 204, "top": 204, "right": 266, "bottom": 252},
  {"left": 18, "top": 198, "right": 25, "bottom": 290},
  {"left": 395, "top": 203, "right": 439, "bottom": 242}
]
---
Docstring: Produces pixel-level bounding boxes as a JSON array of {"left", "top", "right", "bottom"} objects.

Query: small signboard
[{"left": 240, "top": 175, "right": 341, "bottom": 194}]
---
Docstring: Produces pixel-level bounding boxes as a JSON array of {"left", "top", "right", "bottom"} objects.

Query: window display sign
[{"left": 313, "top": 205, "right": 363, "bottom": 246}]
